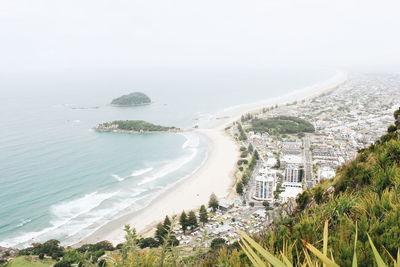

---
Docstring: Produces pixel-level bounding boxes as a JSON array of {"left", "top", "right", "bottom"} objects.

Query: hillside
[{"left": 110, "top": 92, "right": 151, "bottom": 106}]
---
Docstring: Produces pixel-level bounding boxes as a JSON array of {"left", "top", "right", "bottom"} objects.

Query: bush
[
  {"left": 138, "top": 237, "right": 159, "bottom": 249},
  {"left": 388, "top": 124, "right": 397, "bottom": 133},
  {"left": 54, "top": 260, "right": 71, "bottom": 267},
  {"left": 210, "top": 238, "right": 226, "bottom": 250},
  {"left": 38, "top": 253, "right": 44, "bottom": 259},
  {"left": 240, "top": 151, "right": 248, "bottom": 158}
]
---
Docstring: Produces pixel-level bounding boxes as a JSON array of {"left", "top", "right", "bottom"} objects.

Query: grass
[{"left": 4, "top": 256, "right": 56, "bottom": 267}]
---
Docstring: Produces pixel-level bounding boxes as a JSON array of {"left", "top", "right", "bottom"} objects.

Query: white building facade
[
  {"left": 253, "top": 169, "right": 276, "bottom": 201},
  {"left": 284, "top": 164, "right": 303, "bottom": 183}
]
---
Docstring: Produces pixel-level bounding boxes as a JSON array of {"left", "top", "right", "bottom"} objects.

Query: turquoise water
[{"left": 0, "top": 68, "right": 334, "bottom": 247}]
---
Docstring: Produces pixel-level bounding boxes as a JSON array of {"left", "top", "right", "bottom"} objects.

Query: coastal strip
[
  {"left": 77, "top": 127, "right": 238, "bottom": 245},
  {"left": 77, "top": 71, "right": 347, "bottom": 246}
]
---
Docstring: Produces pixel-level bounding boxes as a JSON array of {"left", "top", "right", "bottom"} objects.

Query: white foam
[
  {"left": 111, "top": 174, "right": 124, "bottom": 181},
  {"left": 112, "top": 167, "right": 154, "bottom": 182},
  {"left": 179, "top": 132, "right": 200, "bottom": 149},
  {"left": 16, "top": 218, "right": 32, "bottom": 228},
  {"left": 0, "top": 189, "right": 141, "bottom": 247},
  {"left": 131, "top": 167, "right": 153, "bottom": 177},
  {"left": 50, "top": 191, "right": 118, "bottom": 225},
  {"left": 138, "top": 149, "right": 198, "bottom": 185}
]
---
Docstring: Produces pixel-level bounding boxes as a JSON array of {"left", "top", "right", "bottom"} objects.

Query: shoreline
[
  {"left": 76, "top": 127, "right": 238, "bottom": 246},
  {"left": 75, "top": 71, "right": 348, "bottom": 246}
]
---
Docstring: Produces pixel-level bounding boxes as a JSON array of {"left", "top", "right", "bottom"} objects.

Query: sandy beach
[
  {"left": 77, "top": 127, "right": 238, "bottom": 245},
  {"left": 76, "top": 71, "right": 347, "bottom": 246}
]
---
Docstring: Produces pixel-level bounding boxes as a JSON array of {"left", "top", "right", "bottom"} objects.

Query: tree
[
  {"left": 138, "top": 237, "right": 159, "bottom": 249},
  {"left": 236, "top": 181, "right": 244, "bottom": 195},
  {"left": 210, "top": 238, "right": 226, "bottom": 250},
  {"left": 313, "top": 186, "right": 324, "bottom": 204},
  {"left": 199, "top": 205, "right": 208, "bottom": 224},
  {"left": 187, "top": 211, "right": 198, "bottom": 229},
  {"left": 54, "top": 261, "right": 71, "bottom": 267},
  {"left": 248, "top": 143, "right": 254, "bottom": 153},
  {"left": 249, "top": 202, "right": 255, "bottom": 207},
  {"left": 179, "top": 211, "right": 188, "bottom": 233},
  {"left": 296, "top": 190, "right": 311, "bottom": 211},
  {"left": 208, "top": 193, "right": 219, "bottom": 212},
  {"left": 163, "top": 215, "right": 171, "bottom": 230},
  {"left": 253, "top": 149, "right": 260, "bottom": 160},
  {"left": 155, "top": 223, "right": 167, "bottom": 243},
  {"left": 388, "top": 125, "right": 397, "bottom": 133}
]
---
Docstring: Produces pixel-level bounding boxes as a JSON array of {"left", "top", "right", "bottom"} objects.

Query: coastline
[
  {"left": 75, "top": 71, "right": 347, "bottom": 246},
  {"left": 76, "top": 127, "right": 238, "bottom": 246}
]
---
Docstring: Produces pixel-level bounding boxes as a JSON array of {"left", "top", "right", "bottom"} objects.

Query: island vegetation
[
  {"left": 110, "top": 92, "right": 151, "bottom": 106},
  {"left": 95, "top": 120, "right": 179, "bottom": 133},
  {"left": 250, "top": 115, "right": 315, "bottom": 134}
]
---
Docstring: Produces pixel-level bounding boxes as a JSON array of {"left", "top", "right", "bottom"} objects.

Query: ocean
[{"left": 0, "top": 68, "right": 335, "bottom": 248}]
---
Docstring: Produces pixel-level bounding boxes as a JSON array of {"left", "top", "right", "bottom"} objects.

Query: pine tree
[
  {"left": 163, "top": 216, "right": 171, "bottom": 230},
  {"left": 248, "top": 143, "right": 254, "bottom": 153},
  {"left": 236, "top": 181, "right": 244, "bottom": 195},
  {"left": 179, "top": 211, "right": 188, "bottom": 233},
  {"left": 199, "top": 205, "right": 208, "bottom": 224},
  {"left": 155, "top": 223, "right": 167, "bottom": 243},
  {"left": 253, "top": 149, "right": 260, "bottom": 160},
  {"left": 208, "top": 193, "right": 219, "bottom": 212},
  {"left": 187, "top": 211, "right": 198, "bottom": 229}
]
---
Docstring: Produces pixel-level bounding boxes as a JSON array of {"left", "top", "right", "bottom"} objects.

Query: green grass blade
[
  {"left": 240, "top": 242, "right": 266, "bottom": 267},
  {"left": 280, "top": 252, "right": 293, "bottom": 267},
  {"left": 239, "top": 231, "right": 287, "bottom": 267},
  {"left": 367, "top": 234, "right": 387, "bottom": 267},
  {"left": 301, "top": 240, "right": 340, "bottom": 267},
  {"left": 397, "top": 249, "right": 400, "bottom": 267},
  {"left": 323, "top": 220, "right": 328, "bottom": 267},
  {"left": 352, "top": 222, "right": 358, "bottom": 267}
]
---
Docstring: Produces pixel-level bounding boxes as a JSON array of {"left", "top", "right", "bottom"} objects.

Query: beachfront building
[
  {"left": 253, "top": 169, "right": 276, "bottom": 201},
  {"left": 284, "top": 164, "right": 303, "bottom": 183}
]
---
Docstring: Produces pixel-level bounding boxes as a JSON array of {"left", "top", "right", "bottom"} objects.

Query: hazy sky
[{"left": 1, "top": 0, "right": 400, "bottom": 72}]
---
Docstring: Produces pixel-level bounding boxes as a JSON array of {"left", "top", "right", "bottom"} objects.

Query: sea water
[{"left": 0, "top": 68, "right": 335, "bottom": 247}]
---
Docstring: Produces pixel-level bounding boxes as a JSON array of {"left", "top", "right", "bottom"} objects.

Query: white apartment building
[{"left": 284, "top": 164, "right": 303, "bottom": 183}]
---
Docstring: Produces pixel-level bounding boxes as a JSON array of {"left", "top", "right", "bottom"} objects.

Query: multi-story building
[
  {"left": 284, "top": 164, "right": 303, "bottom": 183},
  {"left": 253, "top": 169, "right": 276, "bottom": 201}
]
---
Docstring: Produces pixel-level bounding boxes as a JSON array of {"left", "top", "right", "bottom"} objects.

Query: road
[{"left": 303, "top": 135, "right": 314, "bottom": 188}]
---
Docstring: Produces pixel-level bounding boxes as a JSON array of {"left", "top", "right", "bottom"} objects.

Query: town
[{"left": 164, "top": 73, "right": 400, "bottom": 250}]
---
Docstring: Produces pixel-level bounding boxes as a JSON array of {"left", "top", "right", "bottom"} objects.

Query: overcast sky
[{"left": 1, "top": 0, "right": 400, "bottom": 72}]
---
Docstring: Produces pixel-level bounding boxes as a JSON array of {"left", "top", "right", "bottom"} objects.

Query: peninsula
[
  {"left": 94, "top": 120, "right": 180, "bottom": 133},
  {"left": 111, "top": 92, "right": 151, "bottom": 106}
]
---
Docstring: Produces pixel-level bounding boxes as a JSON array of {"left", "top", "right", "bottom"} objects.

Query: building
[
  {"left": 279, "top": 183, "right": 303, "bottom": 203},
  {"left": 284, "top": 164, "right": 303, "bottom": 183},
  {"left": 253, "top": 172, "right": 276, "bottom": 201},
  {"left": 218, "top": 199, "right": 234, "bottom": 211}
]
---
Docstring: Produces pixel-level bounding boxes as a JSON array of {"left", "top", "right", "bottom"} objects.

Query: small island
[
  {"left": 94, "top": 120, "right": 180, "bottom": 133},
  {"left": 111, "top": 92, "right": 151, "bottom": 106}
]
